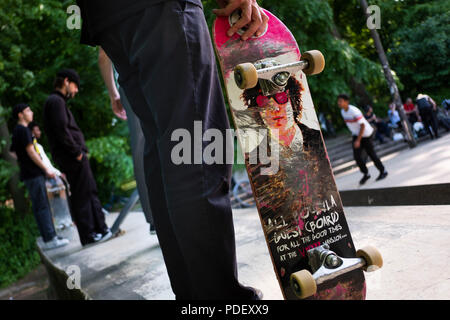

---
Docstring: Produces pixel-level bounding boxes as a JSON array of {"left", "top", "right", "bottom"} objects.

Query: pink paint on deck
[
  {"left": 213, "top": 9, "right": 301, "bottom": 74},
  {"left": 297, "top": 213, "right": 305, "bottom": 231},
  {"left": 214, "top": 10, "right": 298, "bottom": 50}
]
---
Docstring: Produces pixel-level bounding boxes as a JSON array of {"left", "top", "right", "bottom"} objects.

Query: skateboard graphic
[{"left": 213, "top": 10, "right": 382, "bottom": 300}]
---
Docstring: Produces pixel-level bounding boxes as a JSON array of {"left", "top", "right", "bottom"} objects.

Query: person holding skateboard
[
  {"left": 43, "top": 69, "right": 112, "bottom": 246},
  {"left": 75, "top": 0, "right": 267, "bottom": 299},
  {"left": 28, "top": 122, "right": 62, "bottom": 178},
  {"left": 337, "top": 94, "right": 388, "bottom": 185},
  {"left": 10, "top": 104, "right": 70, "bottom": 250}
]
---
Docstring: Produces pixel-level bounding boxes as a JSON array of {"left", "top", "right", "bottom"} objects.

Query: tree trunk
[
  {"left": 359, "top": 0, "right": 416, "bottom": 148},
  {"left": 0, "top": 114, "right": 29, "bottom": 215}
]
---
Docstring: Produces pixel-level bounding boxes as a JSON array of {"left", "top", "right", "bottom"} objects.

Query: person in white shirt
[
  {"left": 338, "top": 94, "right": 388, "bottom": 185},
  {"left": 28, "top": 122, "right": 62, "bottom": 177}
]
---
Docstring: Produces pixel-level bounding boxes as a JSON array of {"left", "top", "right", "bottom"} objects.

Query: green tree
[
  {"left": 0, "top": 0, "right": 133, "bottom": 205},
  {"left": 330, "top": 0, "right": 450, "bottom": 105}
]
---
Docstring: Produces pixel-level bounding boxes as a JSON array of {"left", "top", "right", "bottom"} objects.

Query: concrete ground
[
  {"left": 334, "top": 133, "right": 450, "bottom": 190},
  {"left": 27, "top": 133, "right": 450, "bottom": 300},
  {"left": 0, "top": 264, "right": 49, "bottom": 300},
  {"left": 37, "top": 202, "right": 450, "bottom": 300}
]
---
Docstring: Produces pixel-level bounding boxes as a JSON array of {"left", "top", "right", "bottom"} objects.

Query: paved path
[
  {"left": 335, "top": 133, "right": 450, "bottom": 190},
  {"left": 32, "top": 133, "right": 450, "bottom": 300},
  {"left": 39, "top": 204, "right": 450, "bottom": 300},
  {"left": 0, "top": 264, "right": 48, "bottom": 300}
]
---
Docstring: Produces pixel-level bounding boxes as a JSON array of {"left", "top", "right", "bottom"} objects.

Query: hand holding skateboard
[{"left": 213, "top": 0, "right": 269, "bottom": 40}]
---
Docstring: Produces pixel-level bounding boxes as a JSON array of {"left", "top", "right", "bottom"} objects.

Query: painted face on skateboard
[
  {"left": 241, "top": 76, "right": 304, "bottom": 149},
  {"left": 257, "top": 91, "right": 294, "bottom": 130}
]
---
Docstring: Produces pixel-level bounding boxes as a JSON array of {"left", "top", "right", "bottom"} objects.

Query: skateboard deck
[
  {"left": 46, "top": 176, "right": 73, "bottom": 231},
  {"left": 213, "top": 9, "right": 380, "bottom": 300}
]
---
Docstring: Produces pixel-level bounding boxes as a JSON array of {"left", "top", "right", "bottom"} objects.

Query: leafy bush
[
  {"left": 0, "top": 159, "right": 16, "bottom": 203},
  {"left": 0, "top": 206, "right": 40, "bottom": 288},
  {"left": 86, "top": 135, "right": 134, "bottom": 203}
]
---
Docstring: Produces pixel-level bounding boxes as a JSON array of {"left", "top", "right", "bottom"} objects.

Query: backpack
[{"left": 416, "top": 97, "right": 432, "bottom": 110}]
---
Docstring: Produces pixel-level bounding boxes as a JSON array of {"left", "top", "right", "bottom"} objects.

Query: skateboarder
[
  {"left": 98, "top": 47, "right": 156, "bottom": 235},
  {"left": 10, "top": 103, "right": 69, "bottom": 250},
  {"left": 43, "top": 69, "right": 112, "bottom": 246},
  {"left": 76, "top": 0, "right": 267, "bottom": 299},
  {"left": 337, "top": 94, "right": 388, "bottom": 185}
]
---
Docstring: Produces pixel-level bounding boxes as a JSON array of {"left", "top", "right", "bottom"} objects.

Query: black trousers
[
  {"left": 352, "top": 136, "right": 385, "bottom": 175},
  {"left": 119, "top": 86, "right": 154, "bottom": 226},
  {"left": 98, "top": 1, "right": 255, "bottom": 299},
  {"left": 58, "top": 156, "right": 108, "bottom": 245},
  {"left": 24, "top": 175, "right": 57, "bottom": 242},
  {"left": 419, "top": 107, "right": 439, "bottom": 138}
]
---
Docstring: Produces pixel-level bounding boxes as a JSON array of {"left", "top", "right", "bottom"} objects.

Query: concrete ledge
[
  {"left": 340, "top": 183, "right": 450, "bottom": 207},
  {"left": 37, "top": 242, "right": 90, "bottom": 300},
  {"left": 36, "top": 212, "right": 170, "bottom": 300},
  {"left": 34, "top": 206, "right": 450, "bottom": 300}
]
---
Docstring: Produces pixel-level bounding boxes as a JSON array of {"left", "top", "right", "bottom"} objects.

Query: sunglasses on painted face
[{"left": 256, "top": 91, "right": 289, "bottom": 107}]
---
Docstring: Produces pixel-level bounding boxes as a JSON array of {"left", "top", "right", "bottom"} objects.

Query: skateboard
[
  {"left": 213, "top": 9, "right": 382, "bottom": 300},
  {"left": 46, "top": 176, "right": 73, "bottom": 231}
]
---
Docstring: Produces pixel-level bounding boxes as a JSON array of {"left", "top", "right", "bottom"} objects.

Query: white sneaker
[
  {"left": 99, "top": 230, "right": 112, "bottom": 243},
  {"left": 43, "top": 236, "right": 69, "bottom": 250},
  {"left": 93, "top": 233, "right": 102, "bottom": 242}
]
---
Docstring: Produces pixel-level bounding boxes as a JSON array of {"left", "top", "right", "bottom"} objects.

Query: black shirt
[
  {"left": 10, "top": 125, "right": 45, "bottom": 181},
  {"left": 76, "top": 0, "right": 203, "bottom": 46},
  {"left": 43, "top": 91, "right": 88, "bottom": 166},
  {"left": 364, "top": 110, "right": 376, "bottom": 125}
]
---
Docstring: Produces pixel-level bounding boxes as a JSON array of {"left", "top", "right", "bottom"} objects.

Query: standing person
[
  {"left": 28, "top": 121, "right": 62, "bottom": 177},
  {"left": 75, "top": 0, "right": 268, "bottom": 300},
  {"left": 28, "top": 121, "right": 74, "bottom": 230},
  {"left": 338, "top": 94, "right": 388, "bottom": 185},
  {"left": 43, "top": 69, "right": 112, "bottom": 246},
  {"left": 10, "top": 104, "right": 69, "bottom": 250},
  {"left": 416, "top": 93, "right": 440, "bottom": 139},
  {"left": 98, "top": 47, "right": 155, "bottom": 235}
]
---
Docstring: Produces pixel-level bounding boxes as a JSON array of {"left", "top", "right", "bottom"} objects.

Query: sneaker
[
  {"left": 98, "top": 229, "right": 112, "bottom": 243},
  {"left": 359, "top": 174, "right": 371, "bottom": 185},
  {"left": 43, "top": 236, "right": 69, "bottom": 250},
  {"left": 149, "top": 224, "right": 156, "bottom": 235},
  {"left": 93, "top": 233, "right": 102, "bottom": 242},
  {"left": 376, "top": 171, "right": 388, "bottom": 181}
]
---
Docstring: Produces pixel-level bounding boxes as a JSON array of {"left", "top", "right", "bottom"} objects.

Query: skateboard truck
[
  {"left": 233, "top": 50, "right": 325, "bottom": 94},
  {"left": 290, "top": 244, "right": 383, "bottom": 299}
]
